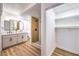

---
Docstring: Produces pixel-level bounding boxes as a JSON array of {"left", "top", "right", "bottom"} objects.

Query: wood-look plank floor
[
  {"left": 52, "top": 47, "right": 79, "bottom": 56},
  {"left": 0, "top": 42, "right": 41, "bottom": 56}
]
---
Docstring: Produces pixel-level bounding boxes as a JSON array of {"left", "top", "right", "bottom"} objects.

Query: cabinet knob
[
  {"left": 10, "top": 38, "right": 12, "bottom": 41},
  {"left": 22, "top": 36, "right": 24, "bottom": 39}
]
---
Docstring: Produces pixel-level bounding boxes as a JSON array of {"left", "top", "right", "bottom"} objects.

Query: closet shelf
[
  {"left": 55, "top": 25, "right": 79, "bottom": 28},
  {"left": 55, "top": 15, "right": 79, "bottom": 20}
]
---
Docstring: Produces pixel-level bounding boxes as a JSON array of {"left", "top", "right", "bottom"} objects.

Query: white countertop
[{"left": 1, "top": 32, "right": 28, "bottom": 36}]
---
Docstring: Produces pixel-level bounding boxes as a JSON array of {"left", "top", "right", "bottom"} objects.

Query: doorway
[{"left": 31, "top": 16, "right": 39, "bottom": 42}]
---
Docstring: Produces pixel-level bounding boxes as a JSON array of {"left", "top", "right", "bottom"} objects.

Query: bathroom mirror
[
  {"left": 14, "top": 20, "right": 24, "bottom": 32},
  {"left": 4, "top": 20, "right": 24, "bottom": 33},
  {"left": 4, "top": 20, "right": 10, "bottom": 31}
]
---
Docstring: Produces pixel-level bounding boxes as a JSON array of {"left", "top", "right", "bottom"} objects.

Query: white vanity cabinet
[
  {"left": 2, "top": 33, "right": 27, "bottom": 49},
  {"left": 2, "top": 35, "right": 17, "bottom": 48}
]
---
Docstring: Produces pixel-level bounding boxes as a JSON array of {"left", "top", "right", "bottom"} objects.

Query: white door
[{"left": 46, "top": 8, "right": 56, "bottom": 55}]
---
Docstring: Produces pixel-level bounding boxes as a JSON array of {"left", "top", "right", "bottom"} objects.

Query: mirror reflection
[{"left": 4, "top": 20, "right": 24, "bottom": 34}]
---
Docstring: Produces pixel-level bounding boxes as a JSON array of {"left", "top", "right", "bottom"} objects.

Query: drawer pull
[
  {"left": 10, "top": 38, "right": 12, "bottom": 41},
  {"left": 22, "top": 36, "right": 24, "bottom": 39}
]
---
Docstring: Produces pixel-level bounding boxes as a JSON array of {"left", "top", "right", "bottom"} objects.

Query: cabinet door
[
  {"left": 22, "top": 34, "right": 27, "bottom": 42},
  {"left": 10, "top": 35, "right": 17, "bottom": 46},
  {"left": 2, "top": 35, "right": 11, "bottom": 48},
  {"left": 17, "top": 34, "right": 23, "bottom": 43}
]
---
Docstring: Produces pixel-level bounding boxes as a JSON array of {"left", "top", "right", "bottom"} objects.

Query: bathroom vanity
[
  {"left": 2, "top": 33, "right": 28, "bottom": 49},
  {"left": 1, "top": 19, "right": 29, "bottom": 49}
]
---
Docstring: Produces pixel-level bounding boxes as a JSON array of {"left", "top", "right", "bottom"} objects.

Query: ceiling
[
  {"left": 3, "top": 3, "right": 36, "bottom": 15},
  {"left": 22, "top": 3, "right": 41, "bottom": 18}
]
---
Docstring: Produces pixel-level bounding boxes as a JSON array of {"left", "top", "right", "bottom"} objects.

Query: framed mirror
[{"left": 4, "top": 20, "right": 24, "bottom": 33}]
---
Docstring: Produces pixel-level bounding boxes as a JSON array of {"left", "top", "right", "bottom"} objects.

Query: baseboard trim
[
  {"left": 57, "top": 45, "right": 79, "bottom": 55},
  {"left": 48, "top": 46, "right": 56, "bottom": 56},
  {"left": 0, "top": 48, "right": 2, "bottom": 51}
]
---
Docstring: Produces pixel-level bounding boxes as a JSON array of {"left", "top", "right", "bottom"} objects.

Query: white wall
[
  {"left": 41, "top": 4, "right": 46, "bottom": 55},
  {"left": 46, "top": 8, "right": 56, "bottom": 55},
  {"left": 0, "top": 3, "right": 3, "bottom": 51},
  {"left": 22, "top": 4, "right": 41, "bottom": 19},
  {"left": 22, "top": 16, "right": 31, "bottom": 39},
  {"left": 55, "top": 17, "right": 79, "bottom": 55},
  {"left": 56, "top": 28, "right": 79, "bottom": 54},
  {"left": 1, "top": 10, "right": 29, "bottom": 34}
]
